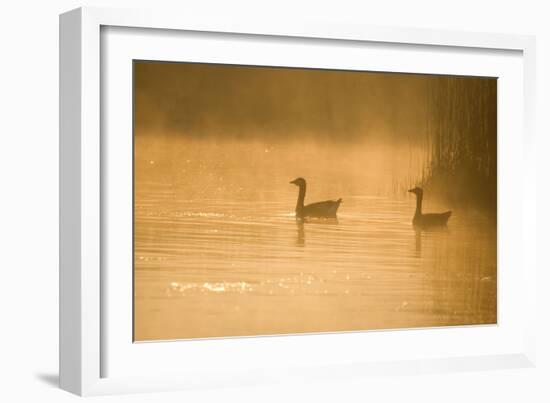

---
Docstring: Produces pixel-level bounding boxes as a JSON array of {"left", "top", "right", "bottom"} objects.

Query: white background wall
[{"left": 0, "top": 1, "right": 548, "bottom": 401}]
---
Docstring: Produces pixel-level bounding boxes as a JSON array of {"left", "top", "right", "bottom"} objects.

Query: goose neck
[
  {"left": 296, "top": 183, "right": 306, "bottom": 210},
  {"left": 415, "top": 193, "right": 423, "bottom": 216}
]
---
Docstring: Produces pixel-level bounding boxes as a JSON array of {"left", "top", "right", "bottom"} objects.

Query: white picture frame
[{"left": 59, "top": 6, "right": 537, "bottom": 396}]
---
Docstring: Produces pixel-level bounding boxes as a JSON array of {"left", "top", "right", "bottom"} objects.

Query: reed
[{"left": 421, "top": 76, "right": 497, "bottom": 214}]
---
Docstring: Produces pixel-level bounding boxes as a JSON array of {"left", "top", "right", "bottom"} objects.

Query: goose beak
[
  {"left": 290, "top": 179, "right": 297, "bottom": 185},
  {"left": 407, "top": 188, "right": 414, "bottom": 193}
]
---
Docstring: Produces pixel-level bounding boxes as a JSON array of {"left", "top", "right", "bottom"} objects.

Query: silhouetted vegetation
[{"left": 422, "top": 76, "right": 497, "bottom": 215}]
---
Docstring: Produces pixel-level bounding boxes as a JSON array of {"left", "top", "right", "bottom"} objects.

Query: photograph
[{"left": 133, "top": 61, "right": 497, "bottom": 341}]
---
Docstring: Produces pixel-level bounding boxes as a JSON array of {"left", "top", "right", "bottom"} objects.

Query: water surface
[{"left": 134, "top": 138, "right": 496, "bottom": 341}]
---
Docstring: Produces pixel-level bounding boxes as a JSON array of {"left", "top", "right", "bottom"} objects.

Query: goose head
[
  {"left": 290, "top": 177, "right": 306, "bottom": 187},
  {"left": 408, "top": 187, "right": 423, "bottom": 197}
]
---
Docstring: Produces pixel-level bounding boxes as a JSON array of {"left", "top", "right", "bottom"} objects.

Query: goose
[
  {"left": 290, "top": 177, "right": 342, "bottom": 219},
  {"left": 408, "top": 187, "right": 452, "bottom": 228}
]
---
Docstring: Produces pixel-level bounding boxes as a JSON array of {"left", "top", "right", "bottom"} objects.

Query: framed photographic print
[
  {"left": 60, "top": 7, "right": 537, "bottom": 396},
  {"left": 133, "top": 61, "right": 498, "bottom": 341}
]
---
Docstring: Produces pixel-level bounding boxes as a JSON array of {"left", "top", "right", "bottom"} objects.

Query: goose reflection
[
  {"left": 296, "top": 219, "right": 305, "bottom": 247},
  {"left": 414, "top": 229, "right": 422, "bottom": 257},
  {"left": 294, "top": 216, "right": 340, "bottom": 247},
  {"left": 413, "top": 226, "right": 450, "bottom": 258}
]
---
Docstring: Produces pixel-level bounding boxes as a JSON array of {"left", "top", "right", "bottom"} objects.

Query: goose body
[
  {"left": 408, "top": 187, "right": 451, "bottom": 228},
  {"left": 290, "top": 177, "right": 342, "bottom": 218}
]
